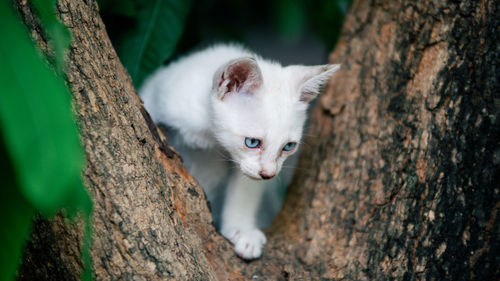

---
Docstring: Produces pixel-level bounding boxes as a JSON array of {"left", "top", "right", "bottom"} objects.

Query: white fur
[{"left": 140, "top": 44, "right": 339, "bottom": 259}]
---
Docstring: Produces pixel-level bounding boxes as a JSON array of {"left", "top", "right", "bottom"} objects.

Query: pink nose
[{"left": 259, "top": 171, "right": 275, "bottom": 180}]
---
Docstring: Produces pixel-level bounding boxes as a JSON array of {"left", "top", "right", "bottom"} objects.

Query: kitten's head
[{"left": 211, "top": 57, "right": 339, "bottom": 180}]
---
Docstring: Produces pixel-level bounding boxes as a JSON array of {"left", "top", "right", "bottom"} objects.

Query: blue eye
[
  {"left": 283, "top": 142, "right": 297, "bottom": 151},
  {"left": 245, "top": 137, "right": 261, "bottom": 148}
]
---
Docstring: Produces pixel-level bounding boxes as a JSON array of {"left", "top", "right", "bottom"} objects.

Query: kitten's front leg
[{"left": 220, "top": 171, "right": 267, "bottom": 260}]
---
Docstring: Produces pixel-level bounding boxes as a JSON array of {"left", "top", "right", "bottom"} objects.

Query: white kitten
[{"left": 140, "top": 44, "right": 339, "bottom": 259}]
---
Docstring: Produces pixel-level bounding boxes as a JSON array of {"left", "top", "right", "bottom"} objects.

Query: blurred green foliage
[
  {"left": 0, "top": 1, "right": 92, "bottom": 280},
  {"left": 30, "top": 0, "right": 71, "bottom": 72},
  {"left": 99, "top": 0, "right": 350, "bottom": 87},
  {"left": 271, "top": 0, "right": 350, "bottom": 46},
  {"left": 98, "top": 0, "right": 192, "bottom": 87}
]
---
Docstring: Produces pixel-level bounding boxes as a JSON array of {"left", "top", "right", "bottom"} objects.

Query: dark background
[{"left": 100, "top": 0, "right": 350, "bottom": 65}]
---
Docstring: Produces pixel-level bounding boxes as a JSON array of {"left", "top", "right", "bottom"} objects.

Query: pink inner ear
[
  {"left": 226, "top": 63, "right": 250, "bottom": 92},
  {"left": 220, "top": 58, "right": 263, "bottom": 98}
]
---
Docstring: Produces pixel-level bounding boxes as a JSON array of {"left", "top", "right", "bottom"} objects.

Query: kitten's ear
[
  {"left": 290, "top": 64, "right": 340, "bottom": 102},
  {"left": 213, "top": 57, "right": 263, "bottom": 100}
]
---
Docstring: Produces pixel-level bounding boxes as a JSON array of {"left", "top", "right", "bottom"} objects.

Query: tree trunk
[{"left": 17, "top": 0, "right": 498, "bottom": 280}]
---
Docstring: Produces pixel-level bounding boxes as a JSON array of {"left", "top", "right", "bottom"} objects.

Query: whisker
[
  {"left": 214, "top": 149, "right": 241, "bottom": 165},
  {"left": 276, "top": 174, "right": 283, "bottom": 186},
  {"left": 281, "top": 165, "right": 313, "bottom": 172}
]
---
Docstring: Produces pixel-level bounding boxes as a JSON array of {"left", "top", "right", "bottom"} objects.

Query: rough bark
[{"left": 17, "top": 0, "right": 498, "bottom": 280}]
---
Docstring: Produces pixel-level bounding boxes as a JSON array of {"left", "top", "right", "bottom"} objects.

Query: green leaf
[
  {"left": 272, "top": 0, "right": 307, "bottom": 42},
  {"left": 0, "top": 0, "right": 89, "bottom": 219},
  {"left": 29, "top": 0, "right": 71, "bottom": 72},
  {"left": 0, "top": 136, "right": 35, "bottom": 281},
  {"left": 0, "top": 1, "right": 93, "bottom": 279},
  {"left": 118, "top": 0, "right": 192, "bottom": 87}
]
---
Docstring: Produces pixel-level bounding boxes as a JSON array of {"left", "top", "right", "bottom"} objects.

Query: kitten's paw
[{"left": 221, "top": 227, "right": 267, "bottom": 260}]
